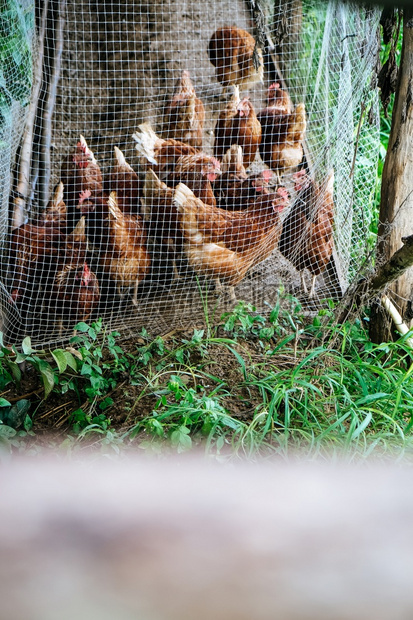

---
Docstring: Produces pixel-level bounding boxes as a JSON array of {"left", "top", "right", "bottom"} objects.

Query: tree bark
[
  {"left": 369, "top": 10, "right": 413, "bottom": 344},
  {"left": 273, "top": 0, "right": 302, "bottom": 79}
]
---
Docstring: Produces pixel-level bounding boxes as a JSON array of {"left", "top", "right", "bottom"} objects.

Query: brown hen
[
  {"left": 208, "top": 26, "right": 264, "bottom": 90},
  {"left": 132, "top": 123, "right": 198, "bottom": 179},
  {"left": 163, "top": 70, "right": 205, "bottom": 148},
  {"left": 8, "top": 221, "right": 63, "bottom": 306},
  {"left": 141, "top": 169, "right": 185, "bottom": 282},
  {"left": 258, "top": 84, "right": 306, "bottom": 175},
  {"left": 37, "top": 182, "right": 67, "bottom": 232},
  {"left": 60, "top": 135, "right": 104, "bottom": 232},
  {"left": 213, "top": 146, "right": 274, "bottom": 210},
  {"left": 174, "top": 183, "right": 289, "bottom": 295},
  {"left": 168, "top": 152, "right": 221, "bottom": 207},
  {"left": 47, "top": 215, "right": 99, "bottom": 331},
  {"left": 279, "top": 170, "right": 335, "bottom": 297},
  {"left": 99, "top": 192, "right": 151, "bottom": 304},
  {"left": 52, "top": 262, "right": 100, "bottom": 330},
  {"left": 214, "top": 86, "right": 261, "bottom": 168},
  {"left": 111, "top": 146, "right": 141, "bottom": 215}
]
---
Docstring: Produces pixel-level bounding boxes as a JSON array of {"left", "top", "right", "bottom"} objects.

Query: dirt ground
[{"left": 0, "top": 320, "right": 296, "bottom": 437}]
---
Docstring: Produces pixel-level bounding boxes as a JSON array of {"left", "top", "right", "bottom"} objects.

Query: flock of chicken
[{"left": 8, "top": 26, "right": 335, "bottom": 331}]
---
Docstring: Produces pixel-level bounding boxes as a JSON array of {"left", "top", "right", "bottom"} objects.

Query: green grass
[{"left": 2, "top": 297, "right": 413, "bottom": 462}]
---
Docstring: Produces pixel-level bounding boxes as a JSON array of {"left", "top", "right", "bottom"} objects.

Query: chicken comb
[
  {"left": 81, "top": 262, "right": 91, "bottom": 285},
  {"left": 276, "top": 187, "right": 289, "bottom": 199},
  {"left": 78, "top": 189, "right": 92, "bottom": 205},
  {"left": 237, "top": 97, "right": 252, "bottom": 117},
  {"left": 210, "top": 157, "right": 221, "bottom": 171},
  {"left": 269, "top": 83, "right": 280, "bottom": 90},
  {"left": 261, "top": 169, "right": 273, "bottom": 182}
]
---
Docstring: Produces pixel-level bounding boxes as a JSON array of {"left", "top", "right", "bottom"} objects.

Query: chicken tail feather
[
  {"left": 132, "top": 123, "right": 159, "bottom": 165},
  {"left": 108, "top": 191, "right": 120, "bottom": 219},
  {"left": 325, "top": 169, "right": 335, "bottom": 199},
  {"left": 114, "top": 146, "right": 134, "bottom": 172},
  {"left": 53, "top": 181, "right": 64, "bottom": 206},
  {"left": 143, "top": 169, "right": 168, "bottom": 195},
  {"left": 173, "top": 182, "right": 197, "bottom": 210},
  {"left": 221, "top": 145, "right": 243, "bottom": 174},
  {"left": 173, "top": 183, "right": 202, "bottom": 242},
  {"left": 78, "top": 135, "right": 97, "bottom": 164}
]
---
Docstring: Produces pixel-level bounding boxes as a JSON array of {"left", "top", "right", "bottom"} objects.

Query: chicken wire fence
[{"left": 1, "top": 0, "right": 380, "bottom": 344}]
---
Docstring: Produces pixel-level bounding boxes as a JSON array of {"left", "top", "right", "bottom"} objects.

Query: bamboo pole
[
  {"left": 11, "top": 0, "right": 49, "bottom": 229},
  {"left": 38, "top": 0, "right": 66, "bottom": 212}
]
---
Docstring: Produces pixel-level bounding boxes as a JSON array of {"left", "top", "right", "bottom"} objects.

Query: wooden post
[{"left": 369, "top": 9, "right": 413, "bottom": 343}]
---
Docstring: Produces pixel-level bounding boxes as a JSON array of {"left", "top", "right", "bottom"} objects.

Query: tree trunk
[{"left": 369, "top": 10, "right": 413, "bottom": 344}]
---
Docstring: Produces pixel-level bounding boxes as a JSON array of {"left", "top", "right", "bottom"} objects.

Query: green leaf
[
  {"left": 51, "top": 349, "right": 68, "bottom": 374},
  {"left": 21, "top": 336, "right": 33, "bottom": 355},
  {"left": 216, "top": 435, "right": 225, "bottom": 451},
  {"left": 350, "top": 413, "right": 373, "bottom": 441},
  {"left": 224, "top": 345, "right": 247, "bottom": 380},
  {"left": 146, "top": 418, "right": 164, "bottom": 437},
  {"left": 99, "top": 397, "right": 114, "bottom": 411},
  {"left": 63, "top": 351, "right": 78, "bottom": 372},
  {"left": 170, "top": 425, "right": 192, "bottom": 451},
  {"left": 8, "top": 361, "right": 21, "bottom": 385},
  {"left": 74, "top": 322, "right": 90, "bottom": 333},
  {"left": 52, "top": 349, "right": 78, "bottom": 374},
  {"left": 0, "top": 397, "right": 11, "bottom": 407},
  {"left": 175, "top": 349, "right": 185, "bottom": 364},
  {"left": 88, "top": 327, "right": 97, "bottom": 340},
  {"left": 36, "top": 360, "right": 56, "bottom": 398},
  {"left": 3, "top": 399, "right": 30, "bottom": 428},
  {"left": 80, "top": 364, "right": 93, "bottom": 376},
  {"left": 355, "top": 393, "right": 389, "bottom": 406},
  {"left": 23, "top": 414, "right": 32, "bottom": 432},
  {"left": 191, "top": 329, "right": 204, "bottom": 344},
  {"left": 14, "top": 352, "right": 28, "bottom": 364},
  {"left": 0, "top": 424, "right": 16, "bottom": 441}
]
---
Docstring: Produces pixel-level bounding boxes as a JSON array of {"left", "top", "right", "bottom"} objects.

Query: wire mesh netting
[{"left": 1, "top": 0, "right": 380, "bottom": 344}]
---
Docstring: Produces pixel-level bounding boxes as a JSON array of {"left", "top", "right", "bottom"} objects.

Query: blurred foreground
[{"left": 0, "top": 455, "right": 412, "bottom": 619}]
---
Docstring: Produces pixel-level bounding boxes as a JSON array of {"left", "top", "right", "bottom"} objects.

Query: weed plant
[{"left": 1, "top": 296, "right": 413, "bottom": 462}]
